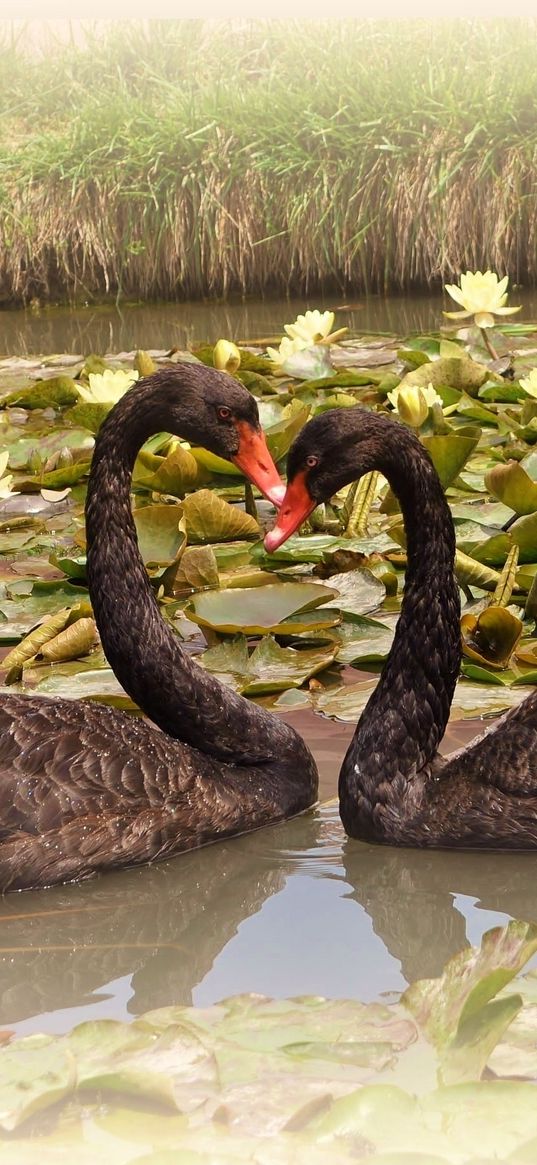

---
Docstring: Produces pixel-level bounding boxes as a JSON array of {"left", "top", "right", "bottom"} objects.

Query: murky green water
[
  {"left": 1, "top": 288, "right": 536, "bottom": 358},
  {"left": 1, "top": 292, "right": 537, "bottom": 1042}
]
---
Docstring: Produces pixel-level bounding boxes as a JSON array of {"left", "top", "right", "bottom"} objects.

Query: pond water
[
  {"left": 1, "top": 291, "right": 537, "bottom": 1047},
  {"left": 1, "top": 708, "right": 534, "bottom": 1042},
  {"left": 2, "top": 286, "right": 537, "bottom": 358}
]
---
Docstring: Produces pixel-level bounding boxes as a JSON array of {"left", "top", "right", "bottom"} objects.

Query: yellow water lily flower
[
  {"left": 285, "top": 309, "right": 347, "bottom": 346},
  {"left": 0, "top": 449, "right": 17, "bottom": 498},
  {"left": 213, "top": 339, "right": 241, "bottom": 374},
  {"left": 77, "top": 369, "right": 140, "bottom": 406},
  {"left": 519, "top": 368, "right": 537, "bottom": 399},
  {"left": 387, "top": 383, "right": 442, "bottom": 427},
  {"left": 266, "top": 335, "right": 310, "bottom": 369},
  {"left": 443, "top": 271, "right": 522, "bottom": 329}
]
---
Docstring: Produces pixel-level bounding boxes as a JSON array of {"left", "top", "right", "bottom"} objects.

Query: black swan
[
  {"left": 0, "top": 366, "right": 318, "bottom": 891},
  {"left": 265, "top": 407, "right": 537, "bottom": 849}
]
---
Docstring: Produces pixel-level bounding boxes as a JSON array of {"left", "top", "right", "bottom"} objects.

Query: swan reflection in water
[{"left": 2, "top": 803, "right": 537, "bottom": 1034}]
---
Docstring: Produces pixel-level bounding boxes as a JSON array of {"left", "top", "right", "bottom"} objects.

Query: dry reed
[{"left": 1, "top": 19, "right": 537, "bottom": 303}]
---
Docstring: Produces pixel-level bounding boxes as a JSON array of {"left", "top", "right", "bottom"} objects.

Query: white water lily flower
[
  {"left": 387, "top": 383, "right": 442, "bottom": 427},
  {"left": 77, "top": 369, "right": 139, "bottom": 406},
  {"left": 266, "top": 335, "right": 310, "bottom": 369},
  {"left": 213, "top": 339, "right": 241, "bottom": 374},
  {"left": 285, "top": 309, "right": 347, "bottom": 346},
  {"left": 0, "top": 449, "right": 17, "bottom": 498},
  {"left": 519, "top": 368, "right": 537, "bottom": 399},
  {"left": 443, "top": 271, "right": 522, "bottom": 329}
]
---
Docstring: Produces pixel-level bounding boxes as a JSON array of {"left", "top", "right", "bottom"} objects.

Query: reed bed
[{"left": 1, "top": 19, "right": 537, "bottom": 303}]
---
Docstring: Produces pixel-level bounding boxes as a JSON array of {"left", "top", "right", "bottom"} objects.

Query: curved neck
[
  {"left": 85, "top": 382, "right": 302, "bottom": 765},
  {"left": 340, "top": 426, "right": 461, "bottom": 821}
]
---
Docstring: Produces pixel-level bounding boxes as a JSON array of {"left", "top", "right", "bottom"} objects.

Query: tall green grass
[{"left": 1, "top": 19, "right": 537, "bottom": 303}]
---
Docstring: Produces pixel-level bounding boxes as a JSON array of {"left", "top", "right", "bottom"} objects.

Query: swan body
[
  {"left": 0, "top": 367, "right": 317, "bottom": 891},
  {"left": 266, "top": 408, "right": 537, "bottom": 850}
]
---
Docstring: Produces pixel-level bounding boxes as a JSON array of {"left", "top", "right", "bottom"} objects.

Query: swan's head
[
  {"left": 129, "top": 365, "right": 286, "bottom": 507},
  {"left": 264, "top": 407, "right": 387, "bottom": 550}
]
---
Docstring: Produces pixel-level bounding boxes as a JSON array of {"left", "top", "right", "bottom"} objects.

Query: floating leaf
[
  {"left": 403, "top": 921, "right": 537, "bottom": 1083},
  {"left": 134, "top": 444, "right": 203, "bottom": 496},
  {"left": 461, "top": 606, "right": 523, "bottom": 669},
  {"left": 186, "top": 581, "right": 337, "bottom": 635},
  {"left": 33, "top": 666, "right": 138, "bottom": 710},
  {"left": 200, "top": 635, "right": 337, "bottom": 695},
  {"left": 174, "top": 546, "right": 219, "bottom": 590},
  {"left": 35, "top": 617, "right": 97, "bottom": 663},
  {"left": 485, "top": 461, "right": 537, "bottom": 516},
  {"left": 0, "top": 582, "right": 91, "bottom": 641},
  {"left": 321, "top": 569, "right": 386, "bottom": 619},
  {"left": 1, "top": 376, "right": 79, "bottom": 410},
  {"left": 181, "top": 490, "right": 259, "bottom": 543},
  {"left": 421, "top": 427, "right": 481, "bottom": 490},
  {"left": 16, "top": 461, "right": 91, "bottom": 492},
  {"left": 64, "top": 401, "right": 111, "bottom": 433},
  {"left": 0, "top": 606, "right": 72, "bottom": 671},
  {"left": 133, "top": 505, "right": 187, "bottom": 566},
  {"left": 399, "top": 354, "right": 488, "bottom": 395},
  {"left": 0, "top": 1035, "right": 75, "bottom": 1131},
  {"left": 69, "top": 1019, "right": 216, "bottom": 1113}
]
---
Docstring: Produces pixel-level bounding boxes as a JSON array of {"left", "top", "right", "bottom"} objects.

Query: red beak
[
  {"left": 232, "top": 422, "right": 285, "bottom": 506},
  {"left": 264, "top": 471, "right": 316, "bottom": 551}
]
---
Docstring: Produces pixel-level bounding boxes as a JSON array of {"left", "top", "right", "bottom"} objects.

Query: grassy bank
[{"left": 1, "top": 19, "right": 537, "bottom": 303}]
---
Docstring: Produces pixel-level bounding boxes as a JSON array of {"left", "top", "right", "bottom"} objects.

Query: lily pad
[
  {"left": 1, "top": 376, "right": 79, "bottom": 410},
  {"left": 186, "top": 581, "right": 337, "bottom": 635},
  {"left": 421, "top": 427, "right": 481, "bottom": 490},
  {"left": 200, "top": 635, "right": 337, "bottom": 695},
  {"left": 403, "top": 921, "right": 537, "bottom": 1084},
  {"left": 321, "top": 569, "right": 386, "bottom": 619},
  {"left": 0, "top": 1035, "right": 75, "bottom": 1131},
  {"left": 461, "top": 607, "right": 523, "bottom": 669},
  {"left": 399, "top": 354, "right": 488, "bottom": 395},
  {"left": 181, "top": 490, "right": 260, "bottom": 543},
  {"left": 133, "top": 444, "right": 204, "bottom": 496},
  {"left": 485, "top": 461, "right": 537, "bottom": 515},
  {"left": 133, "top": 505, "right": 186, "bottom": 566}
]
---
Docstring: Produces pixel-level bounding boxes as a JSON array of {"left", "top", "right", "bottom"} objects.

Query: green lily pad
[
  {"left": 133, "top": 505, "right": 186, "bottom": 566},
  {"left": 200, "top": 635, "right": 337, "bottom": 695},
  {"left": 0, "top": 582, "right": 91, "bottom": 641},
  {"left": 186, "top": 581, "right": 337, "bottom": 635},
  {"left": 17, "top": 461, "right": 92, "bottom": 491},
  {"left": 0, "top": 1035, "right": 75, "bottom": 1130},
  {"left": 174, "top": 546, "right": 219, "bottom": 590},
  {"left": 485, "top": 461, "right": 537, "bottom": 515},
  {"left": 321, "top": 569, "right": 386, "bottom": 620},
  {"left": 133, "top": 444, "right": 204, "bottom": 496},
  {"left": 461, "top": 606, "right": 523, "bottom": 669},
  {"left": 1, "top": 376, "right": 79, "bottom": 410},
  {"left": 32, "top": 666, "right": 138, "bottom": 710},
  {"left": 399, "top": 355, "right": 488, "bottom": 395},
  {"left": 403, "top": 921, "right": 537, "bottom": 1084},
  {"left": 180, "top": 490, "right": 260, "bottom": 543},
  {"left": 69, "top": 1019, "right": 216, "bottom": 1112},
  {"left": 421, "top": 427, "right": 481, "bottom": 490}
]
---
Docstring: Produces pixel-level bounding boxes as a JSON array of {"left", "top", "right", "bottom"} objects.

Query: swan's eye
[
  {"left": 217, "top": 406, "right": 232, "bottom": 422},
  {"left": 306, "top": 454, "right": 319, "bottom": 469}
]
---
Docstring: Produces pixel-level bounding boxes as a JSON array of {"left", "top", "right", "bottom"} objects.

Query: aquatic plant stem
[{"left": 480, "top": 327, "right": 499, "bottom": 361}]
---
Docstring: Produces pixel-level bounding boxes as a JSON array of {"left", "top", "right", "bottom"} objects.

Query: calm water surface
[
  {"left": 1, "top": 288, "right": 537, "bottom": 357},
  {"left": 1, "top": 711, "right": 534, "bottom": 1039},
  {"left": 1, "top": 293, "right": 537, "bottom": 1038}
]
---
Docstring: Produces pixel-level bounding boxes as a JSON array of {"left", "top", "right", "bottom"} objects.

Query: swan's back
[{"left": 0, "top": 692, "right": 316, "bottom": 890}]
